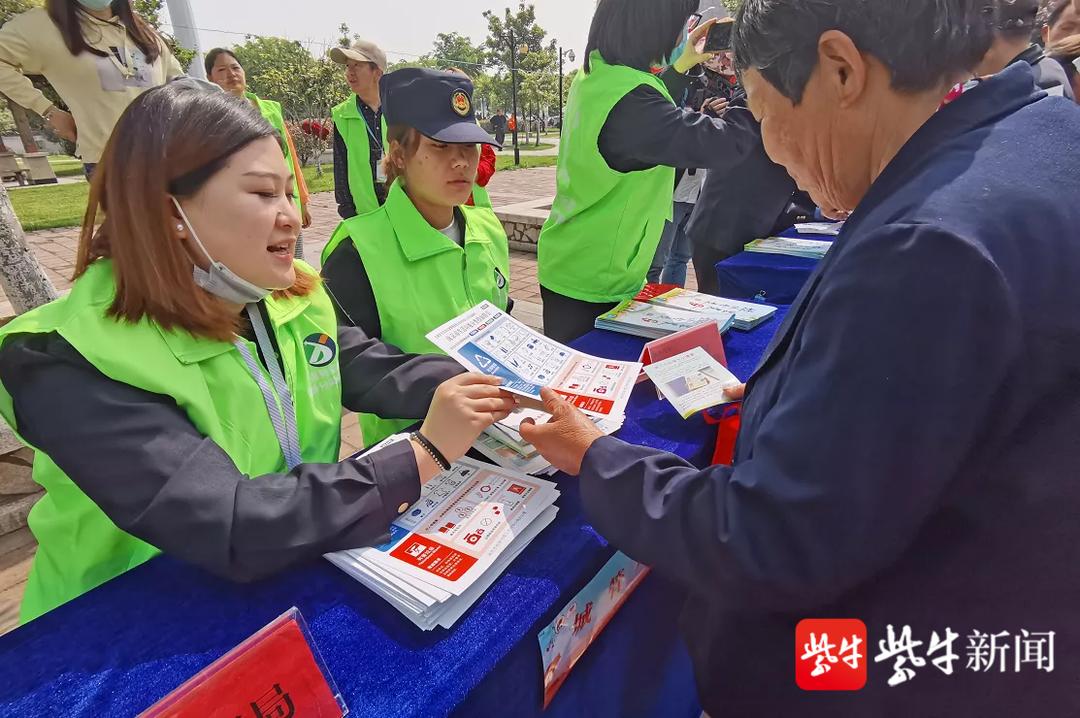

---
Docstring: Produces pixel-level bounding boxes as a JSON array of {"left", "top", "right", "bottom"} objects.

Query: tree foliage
[
  {"left": 231, "top": 36, "right": 348, "bottom": 120},
  {"left": 133, "top": 0, "right": 195, "bottom": 69}
]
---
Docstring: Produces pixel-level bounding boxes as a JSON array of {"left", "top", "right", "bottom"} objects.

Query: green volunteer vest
[
  {"left": 471, "top": 184, "right": 492, "bottom": 208},
  {"left": 0, "top": 260, "right": 344, "bottom": 623},
  {"left": 332, "top": 94, "right": 389, "bottom": 215},
  {"left": 537, "top": 52, "right": 676, "bottom": 303},
  {"left": 247, "top": 92, "right": 303, "bottom": 215},
  {"left": 322, "top": 180, "right": 510, "bottom": 446}
]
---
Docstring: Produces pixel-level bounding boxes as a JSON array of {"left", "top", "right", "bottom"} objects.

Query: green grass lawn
[
  {"left": 9, "top": 182, "right": 90, "bottom": 231},
  {"left": 10, "top": 159, "right": 559, "bottom": 231},
  {"left": 501, "top": 142, "right": 556, "bottom": 152},
  {"left": 496, "top": 155, "right": 558, "bottom": 171},
  {"left": 301, "top": 164, "right": 334, "bottom": 195},
  {"left": 46, "top": 155, "right": 85, "bottom": 178}
]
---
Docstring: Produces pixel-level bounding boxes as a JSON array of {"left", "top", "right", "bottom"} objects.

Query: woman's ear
[{"left": 166, "top": 198, "right": 187, "bottom": 240}]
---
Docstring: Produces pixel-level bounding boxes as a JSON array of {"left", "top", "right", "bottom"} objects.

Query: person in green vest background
[
  {"left": 0, "top": 80, "right": 515, "bottom": 624},
  {"left": 321, "top": 68, "right": 511, "bottom": 447},
  {"left": 537, "top": 0, "right": 761, "bottom": 342},
  {"left": 205, "top": 47, "right": 313, "bottom": 259},
  {"left": 329, "top": 38, "right": 389, "bottom": 219}
]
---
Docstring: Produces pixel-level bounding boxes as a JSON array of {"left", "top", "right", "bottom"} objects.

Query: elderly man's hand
[{"left": 518, "top": 388, "right": 604, "bottom": 476}]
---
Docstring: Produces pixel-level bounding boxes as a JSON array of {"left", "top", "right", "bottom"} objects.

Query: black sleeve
[
  {"left": 598, "top": 84, "right": 757, "bottom": 173},
  {"left": 0, "top": 332, "right": 421, "bottom": 583},
  {"left": 321, "top": 237, "right": 382, "bottom": 337},
  {"left": 335, "top": 324, "right": 465, "bottom": 419},
  {"left": 658, "top": 66, "right": 695, "bottom": 105},
  {"left": 333, "top": 124, "right": 357, "bottom": 220}
]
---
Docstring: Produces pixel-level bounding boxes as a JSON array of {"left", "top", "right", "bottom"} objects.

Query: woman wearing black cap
[{"left": 321, "top": 68, "right": 513, "bottom": 447}]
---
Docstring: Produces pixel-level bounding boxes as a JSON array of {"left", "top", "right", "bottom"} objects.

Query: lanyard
[
  {"left": 363, "top": 108, "right": 383, "bottom": 153},
  {"left": 233, "top": 305, "right": 303, "bottom": 470}
]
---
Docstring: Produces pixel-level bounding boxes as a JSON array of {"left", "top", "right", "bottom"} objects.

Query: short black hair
[
  {"left": 584, "top": 0, "right": 699, "bottom": 73},
  {"left": 204, "top": 47, "right": 240, "bottom": 77},
  {"left": 733, "top": 0, "right": 993, "bottom": 103},
  {"left": 989, "top": 0, "right": 1040, "bottom": 38}
]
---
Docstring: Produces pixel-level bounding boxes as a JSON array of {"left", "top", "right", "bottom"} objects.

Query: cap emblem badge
[{"left": 451, "top": 90, "right": 471, "bottom": 117}]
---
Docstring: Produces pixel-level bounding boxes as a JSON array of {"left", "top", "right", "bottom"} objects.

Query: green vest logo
[{"left": 303, "top": 333, "right": 337, "bottom": 367}]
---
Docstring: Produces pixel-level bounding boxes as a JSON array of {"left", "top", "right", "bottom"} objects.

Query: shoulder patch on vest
[{"left": 303, "top": 333, "right": 337, "bottom": 367}]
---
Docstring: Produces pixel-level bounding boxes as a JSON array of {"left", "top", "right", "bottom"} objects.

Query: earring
[{"left": 176, "top": 224, "right": 184, "bottom": 231}]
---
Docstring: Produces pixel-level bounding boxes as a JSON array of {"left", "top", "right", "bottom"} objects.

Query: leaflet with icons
[
  {"left": 643, "top": 347, "right": 743, "bottom": 419},
  {"left": 426, "top": 301, "right": 640, "bottom": 420},
  {"left": 326, "top": 438, "right": 559, "bottom": 630}
]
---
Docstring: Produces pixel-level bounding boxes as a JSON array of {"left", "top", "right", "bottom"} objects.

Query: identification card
[{"left": 375, "top": 153, "right": 388, "bottom": 184}]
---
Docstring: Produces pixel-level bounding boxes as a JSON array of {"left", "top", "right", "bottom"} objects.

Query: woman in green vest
[
  {"left": 321, "top": 68, "right": 512, "bottom": 448},
  {"left": 538, "top": 0, "right": 761, "bottom": 342},
  {"left": 205, "top": 47, "right": 312, "bottom": 257},
  {"left": 0, "top": 80, "right": 515, "bottom": 624}
]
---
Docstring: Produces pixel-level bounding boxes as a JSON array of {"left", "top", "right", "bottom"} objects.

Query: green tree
[
  {"left": 482, "top": 5, "right": 560, "bottom": 143},
  {"left": 133, "top": 0, "right": 195, "bottom": 69},
  {"left": 230, "top": 36, "right": 349, "bottom": 176},
  {"left": 429, "top": 32, "right": 485, "bottom": 74}
]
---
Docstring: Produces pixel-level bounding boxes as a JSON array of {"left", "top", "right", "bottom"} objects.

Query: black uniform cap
[{"left": 380, "top": 68, "right": 501, "bottom": 148}]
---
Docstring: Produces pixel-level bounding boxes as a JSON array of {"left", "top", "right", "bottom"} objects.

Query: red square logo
[{"left": 796, "top": 619, "right": 867, "bottom": 691}]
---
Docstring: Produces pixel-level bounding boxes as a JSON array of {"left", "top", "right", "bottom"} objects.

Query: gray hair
[{"left": 733, "top": 0, "right": 994, "bottom": 102}]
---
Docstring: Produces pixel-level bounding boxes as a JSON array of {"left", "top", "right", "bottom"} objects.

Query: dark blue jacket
[{"left": 579, "top": 63, "right": 1080, "bottom": 714}]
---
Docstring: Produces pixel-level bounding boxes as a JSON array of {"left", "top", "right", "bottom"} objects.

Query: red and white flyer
[
  {"left": 426, "top": 301, "right": 640, "bottom": 419},
  {"left": 353, "top": 457, "right": 559, "bottom": 596}
]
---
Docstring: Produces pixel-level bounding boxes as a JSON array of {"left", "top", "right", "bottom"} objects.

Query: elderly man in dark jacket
[{"left": 520, "top": 0, "right": 1080, "bottom": 714}]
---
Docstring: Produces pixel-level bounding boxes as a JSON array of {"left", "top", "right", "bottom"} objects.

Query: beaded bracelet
[{"left": 410, "top": 431, "right": 451, "bottom": 472}]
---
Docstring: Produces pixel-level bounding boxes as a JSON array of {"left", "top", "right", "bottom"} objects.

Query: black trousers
[
  {"left": 540, "top": 286, "right": 619, "bottom": 343},
  {"left": 692, "top": 243, "right": 740, "bottom": 296}
]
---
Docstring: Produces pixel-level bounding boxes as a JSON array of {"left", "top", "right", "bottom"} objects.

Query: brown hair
[
  {"left": 75, "top": 80, "right": 316, "bottom": 342},
  {"left": 382, "top": 124, "right": 423, "bottom": 187},
  {"left": 46, "top": 0, "right": 161, "bottom": 64}
]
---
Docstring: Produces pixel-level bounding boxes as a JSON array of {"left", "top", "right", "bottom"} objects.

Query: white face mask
[
  {"left": 76, "top": 0, "right": 114, "bottom": 10},
  {"left": 171, "top": 197, "right": 273, "bottom": 306}
]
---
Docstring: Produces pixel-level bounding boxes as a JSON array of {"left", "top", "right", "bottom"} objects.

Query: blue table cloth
[
  {"left": 0, "top": 311, "right": 786, "bottom": 718},
  {"left": 713, "top": 230, "right": 831, "bottom": 305}
]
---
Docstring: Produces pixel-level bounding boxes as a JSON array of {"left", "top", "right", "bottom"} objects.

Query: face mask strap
[{"left": 170, "top": 196, "right": 216, "bottom": 267}]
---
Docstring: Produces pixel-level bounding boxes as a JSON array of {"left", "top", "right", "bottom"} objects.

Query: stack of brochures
[
  {"left": 327, "top": 445, "right": 560, "bottom": 631},
  {"left": 744, "top": 236, "right": 832, "bottom": 259},
  {"left": 474, "top": 408, "right": 625, "bottom": 476},
  {"left": 594, "top": 300, "right": 735, "bottom": 340},
  {"left": 634, "top": 285, "right": 778, "bottom": 331},
  {"left": 794, "top": 221, "right": 843, "bottom": 236}
]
